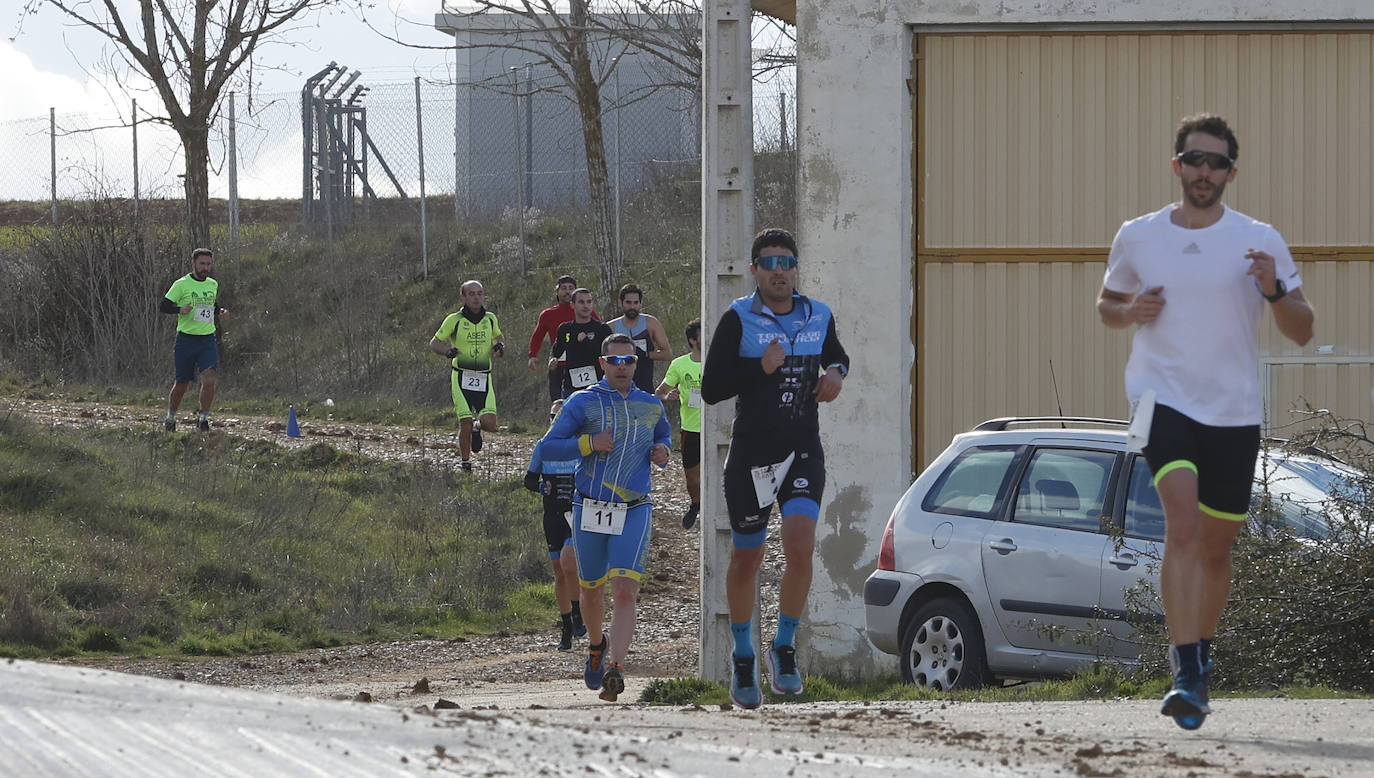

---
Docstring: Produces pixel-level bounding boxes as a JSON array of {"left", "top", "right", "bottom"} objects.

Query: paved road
[{"left": 5, "top": 660, "right": 1373, "bottom": 777}]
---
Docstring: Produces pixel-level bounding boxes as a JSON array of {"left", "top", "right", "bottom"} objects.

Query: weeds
[{"left": 0, "top": 415, "right": 550, "bottom": 657}]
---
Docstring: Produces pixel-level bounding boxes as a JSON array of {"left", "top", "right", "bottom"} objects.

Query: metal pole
[
  {"left": 49, "top": 107, "right": 57, "bottom": 229},
  {"left": 228, "top": 92, "right": 240, "bottom": 260},
  {"left": 454, "top": 68, "right": 461, "bottom": 222},
  {"left": 132, "top": 99, "right": 140, "bottom": 220},
  {"left": 511, "top": 68, "right": 527, "bottom": 273},
  {"left": 779, "top": 91, "right": 788, "bottom": 151},
  {"left": 415, "top": 77, "right": 429, "bottom": 280},
  {"left": 524, "top": 62, "right": 533, "bottom": 209},
  {"left": 613, "top": 58, "right": 622, "bottom": 268}
]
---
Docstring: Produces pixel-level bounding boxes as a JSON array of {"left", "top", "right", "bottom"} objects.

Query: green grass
[{"left": 0, "top": 414, "right": 552, "bottom": 658}]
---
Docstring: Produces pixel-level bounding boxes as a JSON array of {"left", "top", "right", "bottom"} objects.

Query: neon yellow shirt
[
  {"left": 434, "top": 309, "right": 502, "bottom": 371},
  {"left": 662, "top": 353, "right": 703, "bottom": 432},
  {"left": 165, "top": 274, "right": 219, "bottom": 335}
]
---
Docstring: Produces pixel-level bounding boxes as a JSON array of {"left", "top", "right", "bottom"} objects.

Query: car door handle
[
  {"left": 1108, "top": 552, "right": 1139, "bottom": 569},
  {"left": 988, "top": 538, "right": 1017, "bottom": 554}
]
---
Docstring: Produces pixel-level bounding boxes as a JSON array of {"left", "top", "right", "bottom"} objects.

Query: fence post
[
  {"left": 228, "top": 92, "right": 240, "bottom": 262},
  {"left": 511, "top": 68, "right": 527, "bottom": 274},
  {"left": 132, "top": 99, "right": 140, "bottom": 220},
  {"left": 49, "top": 107, "right": 57, "bottom": 229},
  {"left": 415, "top": 77, "right": 428, "bottom": 280}
]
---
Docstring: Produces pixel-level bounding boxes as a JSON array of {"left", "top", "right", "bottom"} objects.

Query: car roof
[{"left": 959, "top": 417, "right": 1130, "bottom": 448}]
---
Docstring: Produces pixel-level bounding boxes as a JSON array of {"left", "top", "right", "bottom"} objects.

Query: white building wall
[{"left": 793, "top": 0, "right": 1374, "bottom": 676}]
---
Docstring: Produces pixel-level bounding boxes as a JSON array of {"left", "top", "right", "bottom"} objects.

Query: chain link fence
[{"left": 0, "top": 75, "right": 796, "bottom": 224}]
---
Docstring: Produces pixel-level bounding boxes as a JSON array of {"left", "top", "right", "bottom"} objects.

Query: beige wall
[
  {"left": 917, "top": 31, "right": 1374, "bottom": 466},
  {"left": 921, "top": 31, "right": 1374, "bottom": 249}
]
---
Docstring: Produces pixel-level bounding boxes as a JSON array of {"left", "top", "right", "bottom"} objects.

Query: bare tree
[{"left": 21, "top": 0, "right": 348, "bottom": 249}]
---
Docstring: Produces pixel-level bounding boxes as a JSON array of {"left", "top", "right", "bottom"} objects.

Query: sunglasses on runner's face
[
  {"left": 753, "top": 254, "right": 799, "bottom": 270},
  {"left": 1175, "top": 149, "right": 1233, "bottom": 170},
  {"left": 601, "top": 354, "right": 638, "bottom": 366}
]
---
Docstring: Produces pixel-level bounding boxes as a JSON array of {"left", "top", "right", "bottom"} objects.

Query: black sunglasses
[{"left": 1175, "top": 149, "right": 1233, "bottom": 171}]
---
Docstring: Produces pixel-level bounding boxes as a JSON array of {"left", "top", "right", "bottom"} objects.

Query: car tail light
[{"left": 877, "top": 517, "right": 895, "bottom": 571}]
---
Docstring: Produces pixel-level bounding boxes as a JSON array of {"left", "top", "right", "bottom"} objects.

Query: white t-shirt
[{"left": 1102, "top": 204, "right": 1302, "bottom": 427}]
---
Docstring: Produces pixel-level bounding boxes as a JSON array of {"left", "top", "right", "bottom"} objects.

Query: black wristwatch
[{"left": 1263, "top": 279, "right": 1288, "bottom": 303}]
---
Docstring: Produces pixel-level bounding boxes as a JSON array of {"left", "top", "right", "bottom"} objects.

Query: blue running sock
[
  {"left": 731, "top": 621, "right": 754, "bottom": 658},
  {"left": 773, "top": 614, "right": 800, "bottom": 649}
]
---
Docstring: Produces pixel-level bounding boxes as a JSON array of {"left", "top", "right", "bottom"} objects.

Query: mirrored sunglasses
[
  {"left": 753, "top": 254, "right": 799, "bottom": 270},
  {"left": 1175, "top": 149, "right": 1233, "bottom": 171},
  {"left": 601, "top": 354, "right": 638, "bottom": 366}
]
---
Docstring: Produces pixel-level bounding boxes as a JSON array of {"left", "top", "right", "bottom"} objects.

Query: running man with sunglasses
[
  {"left": 539, "top": 334, "right": 671, "bottom": 702},
  {"left": 701, "top": 227, "right": 850, "bottom": 709},
  {"left": 1097, "top": 114, "right": 1313, "bottom": 730}
]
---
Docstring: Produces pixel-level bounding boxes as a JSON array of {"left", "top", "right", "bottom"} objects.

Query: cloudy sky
[{"left": 3, "top": 0, "right": 453, "bottom": 117}]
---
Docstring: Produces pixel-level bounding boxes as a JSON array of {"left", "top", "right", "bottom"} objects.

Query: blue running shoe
[
  {"left": 584, "top": 633, "right": 609, "bottom": 690},
  {"left": 1161, "top": 653, "right": 1211, "bottom": 730},
  {"left": 766, "top": 644, "right": 804, "bottom": 695},
  {"left": 730, "top": 654, "right": 762, "bottom": 710}
]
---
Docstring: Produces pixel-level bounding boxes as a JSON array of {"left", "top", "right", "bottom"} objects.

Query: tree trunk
[
  {"left": 568, "top": 0, "right": 618, "bottom": 301},
  {"left": 180, "top": 122, "right": 212, "bottom": 252}
]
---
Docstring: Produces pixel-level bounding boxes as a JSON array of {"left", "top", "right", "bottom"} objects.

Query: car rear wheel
[{"left": 899, "top": 597, "right": 990, "bottom": 690}]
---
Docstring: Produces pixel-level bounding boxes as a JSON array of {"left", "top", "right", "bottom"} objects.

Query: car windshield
[{"left": 1253, "top": 456, "right": 1338, "bottom": 540}]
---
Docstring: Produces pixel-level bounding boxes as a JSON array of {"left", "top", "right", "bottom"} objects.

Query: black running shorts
[{"left": 1144, "top": 403, "right": 1260, "bottom": 520}]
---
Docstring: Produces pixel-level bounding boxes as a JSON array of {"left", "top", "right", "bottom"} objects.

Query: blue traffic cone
[{"left": 286, "top": 405, "right": 302, "bottom": 438}]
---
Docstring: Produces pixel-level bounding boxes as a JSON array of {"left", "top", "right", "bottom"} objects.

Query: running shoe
[
  {"left": 556, "top": 624, "right": 573, "bottom": 652},
  {"left": 459, "top": 461, "right": 473, "bottom": 473},
  {"left": 681, "top": 503, "right": 699, "bottom": 529},
  {"left": 729, "top": 653, "right": 762, "bottom": 710},
  {"left": 471, "top": 427, "right": 483, "bottom": 453},
  {"left": 572, "top": 612, "right": 587, "bottom": 638},
  {"left": 584, "top": 633, "right": 609, "bottom": 690},
  {"left": 599, "top": 663, "right": 624, "bottom": 702},
  {"left": 1161, "top": 652, "right": 1211, "bottom": 730},
  {"left": 197, "top": 414, "right": 210, "bottom": 432},
  {"left": 164, "top": 415, "right": 176, "bottom": 432},
  {"left": 766, "top": 644, "right": 804, "bottom": 695}
]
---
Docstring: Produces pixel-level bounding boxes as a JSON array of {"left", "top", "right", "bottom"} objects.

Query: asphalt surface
[{"left": 5, "top": 659, "right": 1374, "bottom": 777}]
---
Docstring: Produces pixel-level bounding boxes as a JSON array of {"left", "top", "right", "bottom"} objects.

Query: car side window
[
  {"left": 1011, "top": 448, "right": 1116, "bottom": 532},
  {"left": 1124, "top": 456, "right": 1165, "bottom": 541},
  {"left": 922, "top": 446, "right": 1019, "bottom": 519}
]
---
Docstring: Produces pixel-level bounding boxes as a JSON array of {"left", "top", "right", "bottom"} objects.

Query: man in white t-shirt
[{"left": 1097, "top": 114, "right": 1314, "bottom": 731}]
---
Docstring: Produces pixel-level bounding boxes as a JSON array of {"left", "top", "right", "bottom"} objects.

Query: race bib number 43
[
  {"left": 579, "top": 498, "right": 627, "bottom": 535},
  {"left": 569, "top": 365, "right": 597, "bottom": 388},
  {"left": 193, "top": 304, "right": 215, "bottom": 323}
]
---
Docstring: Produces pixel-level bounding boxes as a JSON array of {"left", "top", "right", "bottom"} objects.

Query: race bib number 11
[{"left": 579, "top": 498, "right": 627, "bottom": 535}]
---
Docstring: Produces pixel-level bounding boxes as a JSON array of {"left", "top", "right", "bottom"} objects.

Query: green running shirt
[
  {"left": 164, "top": 274, "right": 220, "bottom": 336},
  {"left": 435, "top": 309, "right": 502, "bottom": 371},
  {"left": 662, "top": 353, "right": 703, "bottom": 433}
]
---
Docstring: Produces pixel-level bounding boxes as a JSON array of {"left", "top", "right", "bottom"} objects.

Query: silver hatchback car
[{"left": 863, "top": 416, "right": 1353, "bottom": 690}]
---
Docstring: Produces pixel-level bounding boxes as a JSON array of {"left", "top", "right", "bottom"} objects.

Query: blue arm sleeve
[
  {"left": 526, "top": 439, "right": 544, "bottom": 473},
  {"left": 541, "top": 395, "right": 587, "bottom": 460}
]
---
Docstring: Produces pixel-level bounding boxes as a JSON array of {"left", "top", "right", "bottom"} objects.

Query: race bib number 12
[{"left": 569, "top": 365, "right": 597, "bottom": 388}]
